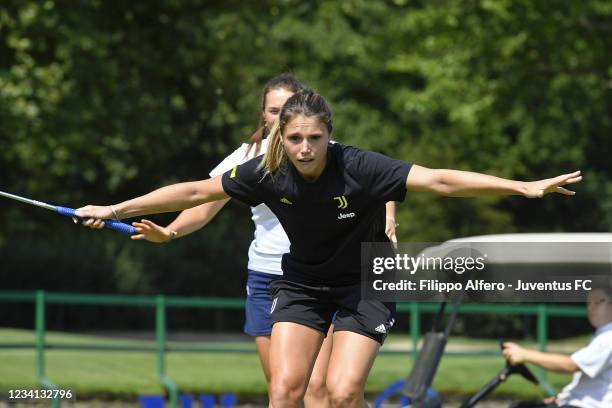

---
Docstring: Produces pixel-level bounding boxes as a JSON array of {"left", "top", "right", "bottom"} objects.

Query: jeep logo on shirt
[{"left": 338, "top": 212, "right": 355, "bottom": 220}]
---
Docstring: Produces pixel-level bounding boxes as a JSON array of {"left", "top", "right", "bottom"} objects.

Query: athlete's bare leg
[
  {"left": 268, "top": 322, "right": 324, "bottom": 408},
  {"left": 325, "top": 331, "right": 380, "bottom": 408},
  {"left": 303, "top": 324, "right": 334, "bottom": 407},
  {"left": 255, "top": 335, "right": 272, "bottom": 383}
]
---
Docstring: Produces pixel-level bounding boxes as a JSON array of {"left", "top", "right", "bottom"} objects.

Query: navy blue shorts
[{"left": 244, "top": 270, "right": 281, "bottom": 337}]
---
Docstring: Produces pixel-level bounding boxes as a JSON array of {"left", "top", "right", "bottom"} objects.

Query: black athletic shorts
[{"left": 269, "top": 279, "right": 396, "bottom": 345}]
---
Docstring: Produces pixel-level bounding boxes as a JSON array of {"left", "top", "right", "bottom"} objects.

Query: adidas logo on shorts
[
  {"left": 270, "top": 297, "right": 278, "bottom": 314},
  {"left": 374, "top": 324, "right": 387, "bottom": 334}
]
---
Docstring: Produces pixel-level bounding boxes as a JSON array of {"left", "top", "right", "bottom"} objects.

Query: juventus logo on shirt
[
  {"left": 333, "top": 195, "right": 348, "bottom": 209},
  {"left": 335, "top": 196, "right": 354, "bottom": 219}
]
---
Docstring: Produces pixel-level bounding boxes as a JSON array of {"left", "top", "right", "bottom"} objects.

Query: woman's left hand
[
  {"left": 523, "top": 171, "right": 582, "bottom": 198},
  {"left": 131, "top": 219, "right": 175, "bottom": 243},
  {"left": 385, "top": 218, "right": 398, "bottom": 248}
]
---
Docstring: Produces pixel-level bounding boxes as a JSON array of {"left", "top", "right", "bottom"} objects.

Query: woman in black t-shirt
[{"left": 76, "top": 90, "right": 581, "bottom": 408}]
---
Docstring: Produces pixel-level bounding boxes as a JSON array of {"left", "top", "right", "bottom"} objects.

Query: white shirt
[
  {"left": 209, "top": 139, "right": 288, "bottom": 275},
  {"left": 557, "top": 321, "right": 612, "bottom": 408}
]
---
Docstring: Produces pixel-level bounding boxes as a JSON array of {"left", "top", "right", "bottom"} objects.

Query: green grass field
[{"left": 0, "top": 328, "right": 583, "bottom": 401}]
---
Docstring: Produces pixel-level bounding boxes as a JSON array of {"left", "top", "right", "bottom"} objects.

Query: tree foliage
[{"left": 1, "top": 1, "right": 610, "bottom": 306}]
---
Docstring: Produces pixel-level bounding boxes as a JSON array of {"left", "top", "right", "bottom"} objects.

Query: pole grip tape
[{"left": 56, "top": 206, "right": 136, "bottom": 235}]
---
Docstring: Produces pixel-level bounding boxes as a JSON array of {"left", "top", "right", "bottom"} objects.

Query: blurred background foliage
[{"left": 0, "top": 0, "right": 610, "bottom": 334}]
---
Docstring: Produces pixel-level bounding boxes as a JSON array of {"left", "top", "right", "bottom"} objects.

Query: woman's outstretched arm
[
  {"left": 406, "top": 165, "right": 581, "bottom": 198},
  {"left": 131, "top": 198, "right": 230, "bottom": 242},
  {"left": 75, "top": 176, "right": 228, "bottom": 222}
]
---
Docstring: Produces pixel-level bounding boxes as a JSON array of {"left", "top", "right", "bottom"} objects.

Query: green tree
[{"left": 1, "top": 0, "right": 610, "bottom": 305}]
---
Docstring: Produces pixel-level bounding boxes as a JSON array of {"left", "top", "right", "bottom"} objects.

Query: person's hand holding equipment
[
  {"left": 0, "top": 191, "right": 135, "bottom": 235},
  {"left": 74, "top": 205, "right": 135, "bottom": 235},
  {"left": 502, "top": 342, "right": 528, "bottom": 365}
]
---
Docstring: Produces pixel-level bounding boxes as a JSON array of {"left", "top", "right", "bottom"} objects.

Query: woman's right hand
[
  {"left": 131, "top": 219, "right": 176, "bottom": 243},
  {"left": 74, "top": 205, "right": 115, "bottom": 229}
]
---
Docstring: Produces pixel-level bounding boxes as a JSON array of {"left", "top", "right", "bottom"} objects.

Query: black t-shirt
[{"left": 221, "top": 142, "right": 412, "bottom": 286}]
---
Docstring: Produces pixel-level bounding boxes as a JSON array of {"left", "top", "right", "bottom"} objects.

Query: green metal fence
[{"left": 0, "top": 290, "right": 586, "bottom": 407}]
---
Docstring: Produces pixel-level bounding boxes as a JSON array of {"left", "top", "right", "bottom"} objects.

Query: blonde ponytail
[{"left": 257, "top": 118, "right": 286, "bottom": 176}]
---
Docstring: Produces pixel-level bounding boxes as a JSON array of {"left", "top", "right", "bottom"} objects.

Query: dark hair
[
  {"left": 245, "top": 73, "right": 305, "bottom": 157},
  {"left": 259, "top": 89, "right": 333, "bottom": 175}
]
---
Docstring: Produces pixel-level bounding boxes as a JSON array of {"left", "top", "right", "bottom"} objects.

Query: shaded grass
[{"left": 0, "top": 328, "right": 579, "bottom": 400}]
